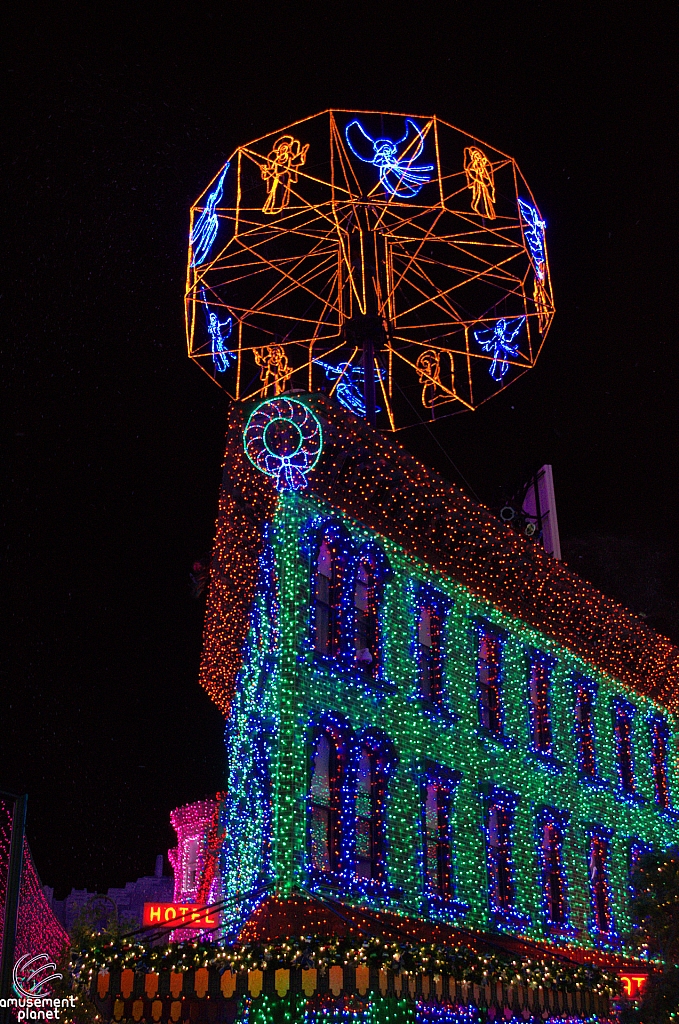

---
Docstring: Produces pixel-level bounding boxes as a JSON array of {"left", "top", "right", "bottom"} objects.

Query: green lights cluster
[{"left": 222, "top": 491, "right": 679, "bottom": 953}]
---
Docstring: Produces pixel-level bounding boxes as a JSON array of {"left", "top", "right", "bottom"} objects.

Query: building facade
[{"left": 198, "top": 393, "right": 679, "bottom": 956}]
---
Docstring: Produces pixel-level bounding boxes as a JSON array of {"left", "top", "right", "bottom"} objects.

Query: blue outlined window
[
  {"left": 536, "top": 808, "right": 575, "bottom": 935},
  {"left": 352, "top": 731, "right": 397, "bottom": 884},
  {"left": 574, "top": 678, "right": 598, "bottom": 779},
  {"left": 587, "top": 829, "right": 618, "bottom": 946},
  {"left": 628, "top": 839, "right": 652, "bottom": 902},
  {"left": 421, "top": 765, "right": 460, "bottom": 900},
  {"left": 650, "top": 716, "right": 671, "bottom": 810},
  {"left": 351, "top": 544, "right": 391, "bottom": 681},
  {"left": 613, "top": 699, "right": 637, "bottom": 795},
  {"left": 307, "top": 715, "right": 352, "bottom": 881},
  {"left": 476, "top": 628, "right": 504, "bottom": 737},
  {"left": 483, "top": 787, "right": 529, "bottom": 930},
  {"left": 528, "top": 653, "right": 555, "bottom": 754},
  {"left": 310, "top": 522, "right": 351, "bottom": 658},
  {"left": 415, "top": 585, "right": 451, "bottom": 706}
]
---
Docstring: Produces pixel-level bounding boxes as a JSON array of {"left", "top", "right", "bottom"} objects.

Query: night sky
[{"left": 3, "top": 4, "right": 678, "bottom": 898}]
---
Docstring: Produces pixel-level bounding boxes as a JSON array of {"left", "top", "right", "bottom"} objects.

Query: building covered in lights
[{"left": 195, "top": 392, "right": 679, "bottom": 953}]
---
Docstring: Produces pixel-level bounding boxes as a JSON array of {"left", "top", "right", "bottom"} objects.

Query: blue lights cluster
[
  {"left": 482, "top": 786, "right": 531, "bottom": 933},
  {"left": 221, "top": 528, "right": 279, "bottom": 939},
  {"left": 191, "top": 164, "right": 229, "bottom": 267},
  {"left": 306, "top": 517, "right": 392, "bottom": 683},
  {"left": 315, "top": 360, "right": 384, "bottom": 418},
  {"left": 473, "top": 317, "right": 525, "bottom": 382},
  {"left": 306, "top": 710, "right": 398, "bottom": 899},
  {"left": 345, "top": 119, "right": 434, "bottom": 199},
  {"left": 518, "top": 199, "right": 546, "bottom": 281},
  {"left": 200, "top": 286, "right": 234, "bottom": 373}
]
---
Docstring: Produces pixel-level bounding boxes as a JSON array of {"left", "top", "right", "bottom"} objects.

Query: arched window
[
  {"left": 540, "top": 820, "right": 566, "bottom": 925},
  {"left": 588, "top": 834, "right": 612, "bottom": 936},
  {"left": 650, "top": 717, "right": 671, "bottom": 809},
  {"left": 309, "top": 730, "right": 344, "bottom": 874},
  {"left": 183, "top": 838, "right": 199, "bottom": 893},
  {"left": 477, "top": 629, "right": 503, "bottom": 736},
  {"left": 575, "top": 682, "right": 597, "bottom": 778},
  {"left": 312, "top": 527, "right": 347, "bottom": 657},
  {"left": 418, "top": 605, "right": 443, "bottom": 704},
  {"left": 353, "top": 545, "right": 390, "bottom": 679}
]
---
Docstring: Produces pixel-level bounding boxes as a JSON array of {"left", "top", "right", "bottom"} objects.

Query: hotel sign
[{"left": 142, "top": 903, "right": 220, "bottom": 929}]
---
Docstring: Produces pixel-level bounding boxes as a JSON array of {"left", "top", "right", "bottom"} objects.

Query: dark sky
[{"left": 3, "top": 3, "right": 678, "bottom": 898}]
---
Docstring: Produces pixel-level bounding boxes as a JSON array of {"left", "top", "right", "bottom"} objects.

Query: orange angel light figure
[
  {"left": 416, "top": 349, "right": 446, "bottom": 408},
  {"left": 254, "top": 344, "right": 291, "bottom": 395},
  {"left": 464, "top": 147, "right": 496, "bottom": 219},
  {"left": 261, "top": 135, "right": 309, "bottom": 215}
]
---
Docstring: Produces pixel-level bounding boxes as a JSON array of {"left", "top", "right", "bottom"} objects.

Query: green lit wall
[{"left": 223, "top": 490, "right": 679, "bottom": 951}]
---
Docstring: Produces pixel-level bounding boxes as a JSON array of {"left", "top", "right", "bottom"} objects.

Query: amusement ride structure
[{"left": 186, "top": 110, "right": 554, "bottom": 430}]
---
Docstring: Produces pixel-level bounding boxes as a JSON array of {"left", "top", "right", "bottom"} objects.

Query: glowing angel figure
[
  {"left": 315, "top": 360, "right": 383, "bottom": 418},
  {"left": 200, "top": 287, "right": 234, "bottom": 374},
  {"left": 261, "top": 135, "right": 309, "bottom": 215},
  {"left": 345, "top": 118, "right": 434, "bottom": 198},
  {"left": 190, "top": 164, "right": 229, "bottom": 267},
  {"left": 474, "top": 316, "right": 525, "bottom": 381},
  {"left": 416, "top": 349, "right": 445, "bottom": 408},
  {"left": 254, "top": 344, "right": 291, "bottom": 394},
  {"left": 518, "top": 199, "right": 546, "bottom": 280},
  {"left": 464, "top": 147, "right": 496, "bottom": 219}
]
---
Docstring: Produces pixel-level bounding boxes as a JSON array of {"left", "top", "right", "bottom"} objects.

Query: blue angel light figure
[
  {"left": 314, "top": 360, "right": 383, "bottom": 417},
  {"left": 190, "top": 163, "right": 229, "bottom": 267},
  {"left": 474, "top": 317, "right": 525, "bottom": 381},
  {"left": 201, "top": 287, "right": 234, "bottom": 374},
  {"left": 518, "top": 199, "right": 546, "bottom": 280},
  {"left": 344, "top": 119, "right": 434, "bottom": 198}
]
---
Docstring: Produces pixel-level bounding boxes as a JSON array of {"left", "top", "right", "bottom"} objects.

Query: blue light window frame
[
  {"left": 612, "top": 697, "right": 640, "bottom": 802},
  {"left": 474, "top": 622, "right": 509, "bottom": 744},
  {"left": 420, "top": 762, "right": 467, "bottom": 921},
  {"left": 307, "top": 520, "right": 354, "bottom": 662},
  {"left": 534, "top": 807, "right": 577, "bottom": 938},
  {"left": 349, "top": 728, "right": 399, "bottom": 898},
  {"left": 346, "top": 541, "right": 393, "bottom": 685},
  {"left": 649, "top": 714, "right": 672, "bottom": 811},
  {"left": 306, "top": 713, "right": 354, "bottom": 892},
  {"left": 572, "top": 676, "right": 602, "bottom": 784},
  {"left": 585, "top": 825, "right": 621, "bottom": 950},
  {"left": 414, "top": 584, "right": 453, "bottom": 710},
  {"left": 482, "top": 785, "right": 530, "bottom": 932}
]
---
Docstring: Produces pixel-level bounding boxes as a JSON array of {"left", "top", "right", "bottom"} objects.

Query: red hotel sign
[
  {"left": 143, "top": 903, "right": 220, "bottom": 929},
  {"left": 619, "top": 974, "right": 648, "bottom": 999}
]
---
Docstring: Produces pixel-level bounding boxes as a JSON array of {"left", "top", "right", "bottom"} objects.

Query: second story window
[
  {"left": 650, "top": 717, "right": 671, "bottom": 810},
  {"left": 477, "top": 630, "right": 503, "bottom": 736},
  {"left": 423, "top": 778, "right": 454, "bottom": 899},
  {"left": 575, "top": 681, "right": 597, "bottom": 778},
  {"left": 353, "top": 545, "right": 390, "bottom": 680},
  {"left": 418, "top": 605, "right": 443, "bottom": 704},
  {"left": 588, "top": 834, "right": 613, "bottom": 937},
  {"left": 528, "top": 654, "right": 553, "bottom": 754},
  {"left": 613, "top": 700, "right": 636, "bottom": 795},
  {"left": 313, "top": 531, "right": 344, "bottom": 657}
]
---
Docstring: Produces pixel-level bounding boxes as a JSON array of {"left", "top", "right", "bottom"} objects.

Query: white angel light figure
[
  {"left": 345, "top": 118, "right": 434, "bottom": 198},
  {"left": 474, "top": 317, "right": 525, "bottom": 381}
]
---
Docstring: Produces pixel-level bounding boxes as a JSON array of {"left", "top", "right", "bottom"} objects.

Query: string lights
[
  {"left": 196, "top": 395, "right": 679, "bottom": 967},
  {"left": 185, "top": 110, "right": 556, "bottom": 427}
]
